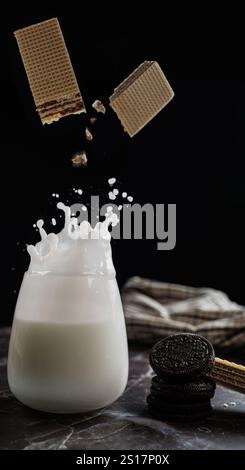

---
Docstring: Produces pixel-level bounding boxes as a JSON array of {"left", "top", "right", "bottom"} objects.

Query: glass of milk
[{"left": 8, "top": 204, "right": 129, "bottom": 413}]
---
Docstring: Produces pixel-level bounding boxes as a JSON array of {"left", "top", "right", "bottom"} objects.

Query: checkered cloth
[{"left": 121, "top": 277, "right": 245, "bottom": 350}]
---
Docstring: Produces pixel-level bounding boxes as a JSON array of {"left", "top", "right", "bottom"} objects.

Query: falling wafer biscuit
[
  {"left": 109, "top": 61, "right": 174, "bottom": 137},
  {"left": 14, "top": 18, "right": 86, "bottom": 124},
  {"left": 210, "top": 357, "right": 245, "bottom": 394}
]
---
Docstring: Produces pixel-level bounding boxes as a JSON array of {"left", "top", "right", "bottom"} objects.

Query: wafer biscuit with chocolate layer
[
  {"left": 211, "top": 357, "right": 245, "bottom": 394},
  {"left": 14, "top": 18, "right": 86, "bottom": 124},
  {"left": 109, "top": 61, "right": 174, "bottom": 137}
]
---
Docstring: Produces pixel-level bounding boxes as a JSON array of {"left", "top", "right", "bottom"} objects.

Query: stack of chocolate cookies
[{"left": 148, "top": 333, "right": 216, "bottom": 422}]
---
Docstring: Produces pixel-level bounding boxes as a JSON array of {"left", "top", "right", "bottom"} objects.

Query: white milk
[{"left": 8, "top": 203, "right": 128, "bottom": 413}]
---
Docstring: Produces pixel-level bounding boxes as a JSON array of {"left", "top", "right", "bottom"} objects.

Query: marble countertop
[{"left": 0, "top": 328, "right": 245, "bottom": 450}]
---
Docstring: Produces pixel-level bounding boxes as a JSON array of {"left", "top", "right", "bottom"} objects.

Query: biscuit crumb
[
  {"left": 71, "top": 151, "right": 88, "bottom": 168},
  {"left": 89, "top": 117, "right": 97, "bottom": 124},
  {"left": 92, "top": 99, "right": 106, "bottom": 114},
  {"left": 85, "top": 127, "right": 93, "bottom": 142}
]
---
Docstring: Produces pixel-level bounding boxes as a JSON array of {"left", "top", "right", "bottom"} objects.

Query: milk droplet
[
  {"left": 127, "top": 196, "right": 133, "bottom": 202},
  {"left": 77, "top": 189, "right": 83, "bottom": 195},
  {"left": 113, "top": 188, "right": 119, "bottom": 195},
  {"left": 118, "top": 205, "right": 122, "bottom": 211},
  {"left": 36, "top": 220, "right": 47, "bottom": 241},
  {"left": 51, "top": 218, "right": 56, "bottom": 226},
  {"left": 198, "top": 427, "right": 211, "bottom": 433},
  {"left": 122, "top": 192, "right": 127, "bottom": 198},
  {"left": 109, "top": 191, "right": 116, "bottom": 200},
  {"left": 108, "top": 178, "right": 116, "bottom": 186},
  {"left": 223, "top": 403, "right": 229, "bottom": 408}
]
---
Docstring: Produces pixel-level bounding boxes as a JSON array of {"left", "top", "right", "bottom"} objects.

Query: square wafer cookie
[
  {"left": 14, "top": 18, "right": 86, "bottom": 124},
  {"left": 109, "top": 61, "right": 174, "bottom": 137}
]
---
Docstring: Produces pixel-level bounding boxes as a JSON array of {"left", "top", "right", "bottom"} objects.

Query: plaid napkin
[{"left": 121, "top": 276, "right": 245, "bottom": 350}]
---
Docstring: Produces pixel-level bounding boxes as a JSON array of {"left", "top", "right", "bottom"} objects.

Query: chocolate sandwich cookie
[
  {"left": 147, "top": 394, "right": 212, "bottom": 422},
  {"left": 147, "top": 393, "right": 211, "bottom": 412},
  {"left": 149, "top": 333, "right": 215, "bottom": 381},
  {"left": 151, "top": 375, "right": 216, "bottom": 402},
  {"left": 148, "top": 404, "right": 212, "bottom": 422}
]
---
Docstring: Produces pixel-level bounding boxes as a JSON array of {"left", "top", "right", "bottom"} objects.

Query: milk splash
[{"left": 27, "top": 203, "right": 119, "bottom": 276}]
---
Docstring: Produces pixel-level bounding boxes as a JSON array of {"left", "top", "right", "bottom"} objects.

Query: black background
[{"left": 1, "top": 5, "right": 245, "bottom": 326}]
